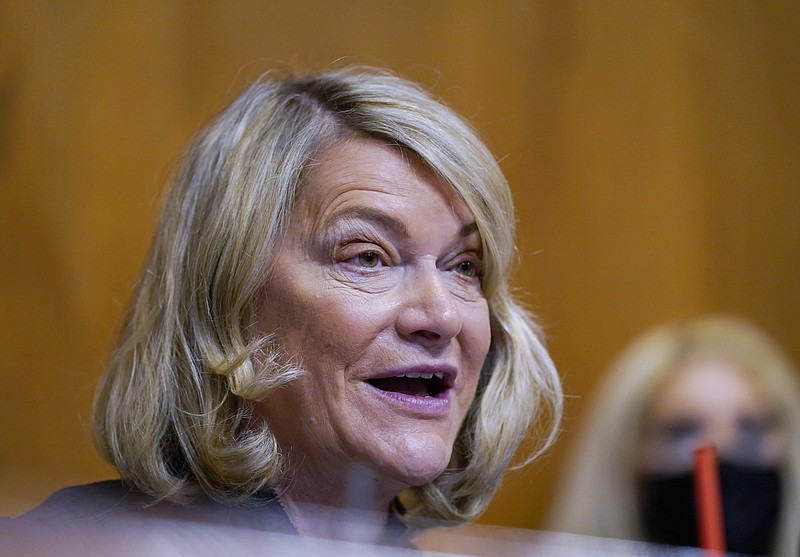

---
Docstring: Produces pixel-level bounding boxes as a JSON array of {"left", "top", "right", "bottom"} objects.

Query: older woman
[
  {"left": 10, "top": 67, "right": 562, "bottom": 550},
  {"left": 549, "top": 316, "right": 800, "bottom": 556}
]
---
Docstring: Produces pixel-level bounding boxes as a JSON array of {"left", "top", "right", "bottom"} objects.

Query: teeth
[{"left": 394, "top": 371, "right": 446, "bottom": 380}]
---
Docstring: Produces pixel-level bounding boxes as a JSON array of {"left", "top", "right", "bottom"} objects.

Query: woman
[
  {"left": 549, "top": 316, "right": 800, "bottom": 556},
  {"left": 12, "top": 67, "right": 562, "bottom": 549}
]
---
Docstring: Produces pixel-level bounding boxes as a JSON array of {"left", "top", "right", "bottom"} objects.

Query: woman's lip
[{"left": 363, "top": 381, "right": 452, "bottom": 415}]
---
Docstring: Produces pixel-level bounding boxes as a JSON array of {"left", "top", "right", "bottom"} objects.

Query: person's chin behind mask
[{"left": 637, "top": 459, "right": 781, "bottom": 556}]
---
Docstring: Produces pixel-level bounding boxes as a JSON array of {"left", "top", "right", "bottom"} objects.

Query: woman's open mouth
[{"left": 367, "top": 371, "right": 448, "bottom": 398}]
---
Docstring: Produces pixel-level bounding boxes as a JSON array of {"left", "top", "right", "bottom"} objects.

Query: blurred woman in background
[{"left": 549, "top": 316, "right": 800, "bottom": 556}]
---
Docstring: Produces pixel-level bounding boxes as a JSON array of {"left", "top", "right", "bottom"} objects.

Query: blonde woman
[
  {"left": 550, "top": 316, "right": 800, "bottom": 556},
  {"left": 8, "top": 67, "right": 562, "bottom": 552}
]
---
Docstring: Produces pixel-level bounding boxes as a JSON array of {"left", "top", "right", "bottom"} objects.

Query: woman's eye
[
  {"left": 737, "top": 414, "right": 775, "bottom": 437},
  {"left": 455, "top": 260, "right": 480, "bottom": 278},
  {"left": 659, "top": 419, "right": 703, "bottom": 443},
  {"left": 357, "top": 251, "right": 381, "bottom": 268},
  {"left": 457, "top": 261, "right": 475, "bottom": 276}
]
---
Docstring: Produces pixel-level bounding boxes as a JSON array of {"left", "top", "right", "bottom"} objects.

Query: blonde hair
[
  {"left": 93, "top": 66, "right": 562, "bottom": 524},
  {"left": 550, "top": 316, "right": 800, "bottom": 556}
]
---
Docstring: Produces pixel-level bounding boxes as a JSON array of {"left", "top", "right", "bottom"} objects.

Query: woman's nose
[
  {"left": 705, "top": 424, "right": 738, "bottom": 455},
  {"left": 395, "top": 263, "right": 462, "bottom": 346}
]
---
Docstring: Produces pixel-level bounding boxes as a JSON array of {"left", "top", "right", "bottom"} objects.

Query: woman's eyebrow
[
  {"left": 321, "top": 206, "right": 409, "bottom": 238},
  {"left": 460, "top": 221, "right": 479, "bottom": 239},
  {"left": 320, "top": 206, "right": 479, "bottom": 243}
]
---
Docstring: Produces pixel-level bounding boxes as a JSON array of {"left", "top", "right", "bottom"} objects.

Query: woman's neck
[
  {"left": 275, "top": 464, "right": 402, "bottom": 544},
  {"left": 276, "top": 492, "right": 390, "bottom": 543}
]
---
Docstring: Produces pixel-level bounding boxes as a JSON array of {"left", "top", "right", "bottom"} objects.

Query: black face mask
[{"left": 637, "top": 461, "right": 781, "bottom": 556}]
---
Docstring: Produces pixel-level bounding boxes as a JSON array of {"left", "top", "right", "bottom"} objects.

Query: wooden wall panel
[{"left": 1, "top": 0, "right": 798, "bottom": 532}]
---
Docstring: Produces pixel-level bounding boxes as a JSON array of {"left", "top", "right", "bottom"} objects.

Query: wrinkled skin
[{"left": 254, "top": 138, "right": 491, "bottom": 535}]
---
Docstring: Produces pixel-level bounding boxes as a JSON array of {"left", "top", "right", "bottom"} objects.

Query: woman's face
[
  {"left": 255, "top": 138, "right": 491, "bottom": 498},
  {"left": 637, "top": 357, "right": 787, "bottom": 474}
]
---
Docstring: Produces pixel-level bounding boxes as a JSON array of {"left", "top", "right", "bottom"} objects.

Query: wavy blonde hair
[
  {"left": 93, "top": 66, "right": 562, "bottom": 523},
  {"left": 549, "top": 316, "right": 800, "bottom": 556}
]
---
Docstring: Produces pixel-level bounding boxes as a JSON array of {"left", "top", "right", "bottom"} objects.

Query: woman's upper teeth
[{"left": 399, "top": 372, "right": 443, "bottom": 380}]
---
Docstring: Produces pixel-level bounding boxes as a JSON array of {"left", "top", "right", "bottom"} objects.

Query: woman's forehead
[
  {"left": 650, "top": 357, "right": 772, "bottom": 418},
  {"left": 295, "top": 137, "right": 476, "bottom": 231}
]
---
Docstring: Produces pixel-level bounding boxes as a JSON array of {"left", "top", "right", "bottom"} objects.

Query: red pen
[{"left": 694, "top": 444, "right": 726, "bottom": 554}]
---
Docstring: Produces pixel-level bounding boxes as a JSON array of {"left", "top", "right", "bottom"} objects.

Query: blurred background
[{"left": 1, "top": 0, "right": 798, "bottom": 531}]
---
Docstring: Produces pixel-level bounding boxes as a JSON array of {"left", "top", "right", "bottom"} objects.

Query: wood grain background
[{"left": 1, "top": 0, "right": 798, "bottom": 530}]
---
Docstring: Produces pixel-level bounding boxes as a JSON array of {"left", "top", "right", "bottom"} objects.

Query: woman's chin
[
  {"left": 345, "top": 425, "right": 458, "bottom": 491},
  {"left": 386, "top": 443, "right": 453, "bottom": 487}
]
